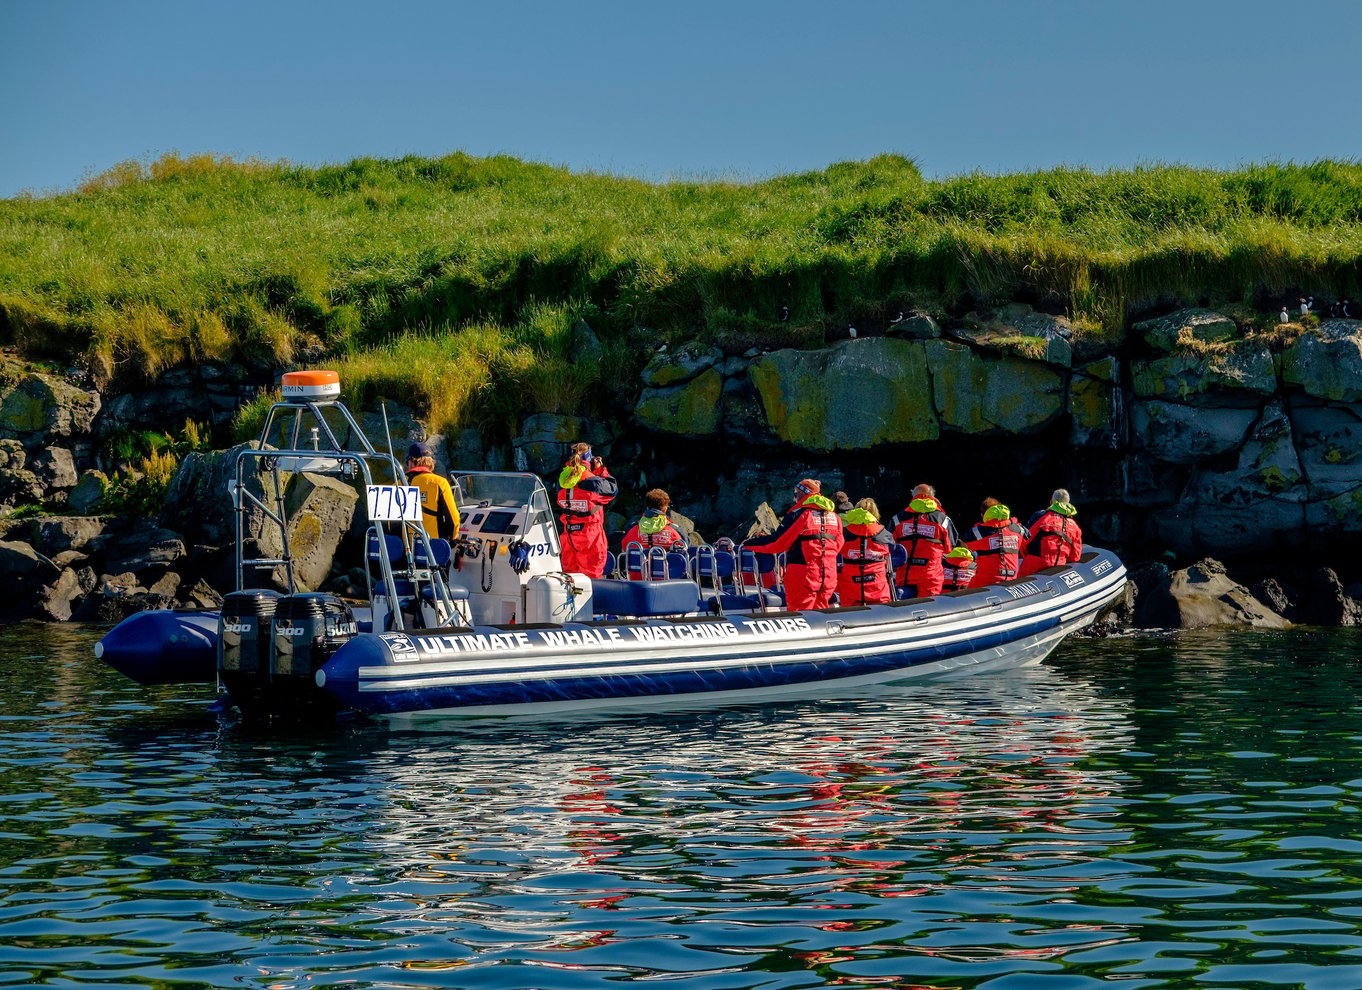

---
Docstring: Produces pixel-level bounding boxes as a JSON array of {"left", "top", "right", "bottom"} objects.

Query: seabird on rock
[
  {"left": 1280, "top": 307, "right": 1290, "bottom": 324},
  {"left": 779, "top": 306, "right": 789, "bottom": 322},
  {"left": 889, "top": 311, "right": 905, "bottom": 324},
  {"left": 657, "top": 343, "right": 668, "bottom": 353},
  {"left": 847, "top": 325, "right": 858, "bottom": 338},
  {"left": 1300, "top": 297, "right": 1312, "bottom": 316},
  {"left": 1345, "top": 299, "right": 1353, "bottom": 317}
]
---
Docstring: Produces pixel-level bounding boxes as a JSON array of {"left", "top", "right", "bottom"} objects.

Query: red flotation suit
[
  {"left": 557, "top": 462, "right": 618, "bottom": 578},
  {"left": 890, "top": 496, "right": 957, "bottom": 598},
  {"left": 941, "top": 547, "right": 978, "bottom": 591},
  {"left": 1019, "top": 503, "right": 1083, "bottom": 576},
  {"left": 967, "top": 504, "right": 1027, "bottom": 587},
  {"left": 836, "top": 508, "right": 895, "bottom": 605},
  {"left": 748, "top": 492, "right": 842, "bottom": 610}
]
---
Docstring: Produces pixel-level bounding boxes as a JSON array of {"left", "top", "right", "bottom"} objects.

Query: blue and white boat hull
[{"left": 316, "top": 549, "right": 1127, "bottom": 718}]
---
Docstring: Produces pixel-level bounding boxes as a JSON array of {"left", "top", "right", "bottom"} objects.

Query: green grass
[{"left": 4, "top": 151, "right": 1362, "bottom": 436}]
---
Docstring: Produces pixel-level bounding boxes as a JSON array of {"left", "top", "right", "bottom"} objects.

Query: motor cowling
[
  {"left": 218, "top": 590, "right": 281, "bottom": 677},
  {"left": 272, "top": 593, "right": 358, "bottom": 682}
]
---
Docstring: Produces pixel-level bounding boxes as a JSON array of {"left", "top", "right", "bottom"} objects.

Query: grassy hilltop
[{"left": 2, "top": 152, "right": 1361, "bottom": 439}]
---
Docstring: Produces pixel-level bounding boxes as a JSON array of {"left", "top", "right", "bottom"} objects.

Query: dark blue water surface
[{"left": 4, "top": 624, "right": 1362, "bottom": 988}]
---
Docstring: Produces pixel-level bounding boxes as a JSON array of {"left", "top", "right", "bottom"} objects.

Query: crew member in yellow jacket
[{"left": 404, "top": 442, "right": 461, "bottom": 541}]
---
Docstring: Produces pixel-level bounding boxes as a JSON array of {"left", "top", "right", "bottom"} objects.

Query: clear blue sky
[{"left": 3, "top": 0, "right": 1360, "bottom": 198}]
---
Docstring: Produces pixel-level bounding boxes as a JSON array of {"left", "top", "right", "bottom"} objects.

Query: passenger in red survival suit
[
  {"left": 747, "top": 478, "right": 842, "bottom": 610},
  {"left": 556, "top": 442, "right": 618, "bottom": 577}
]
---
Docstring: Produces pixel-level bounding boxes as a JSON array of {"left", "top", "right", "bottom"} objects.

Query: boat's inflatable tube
[{"left": 92, "top": 609, "right": 219, "bottom": 685}]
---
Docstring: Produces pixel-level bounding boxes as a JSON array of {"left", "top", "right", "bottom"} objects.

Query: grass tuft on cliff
[{"left": 4, "top": 151, "right": 1362, "bottom": 435}]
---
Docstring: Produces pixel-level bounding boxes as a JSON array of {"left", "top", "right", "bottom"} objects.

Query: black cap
[{"left": 407, "top": 442, "right": 432, "bottom": 459}]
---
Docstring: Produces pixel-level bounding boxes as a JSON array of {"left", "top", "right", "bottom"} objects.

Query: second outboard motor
[
  {"left": 268, "top": 593, "right": 358, "bottom": 718},
  {"left": 218, "top": 590, "right": 281, "bottom": 712}
]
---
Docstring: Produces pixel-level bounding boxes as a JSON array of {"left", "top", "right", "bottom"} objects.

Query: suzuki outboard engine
[
  {"left": 218, "top": 590, "right": 281, "bottom": 712},
  {"left": 268, "top": 593, "right": 358, "bottom": 718}
]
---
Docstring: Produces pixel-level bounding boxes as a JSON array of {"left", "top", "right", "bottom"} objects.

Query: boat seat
[
  {"left": 592, "top": 578, "right": 700, "bottom": 617},
  {"left": 412, "top": 538, "right": 452, "bottom": 569},
  {"left": 368, "top": 533, "right": 467, "bottom": 604},
  {"left": 704, "top": 591, "right": 784, "bottom": 613},
  {"left": 622, "top": 545, "right": 689, "bottom": 580},
  {"left": 889, "top": 543, "right": 909, "bottom": 597}
]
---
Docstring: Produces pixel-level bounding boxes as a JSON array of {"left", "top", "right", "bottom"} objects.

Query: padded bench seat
[{"left": 592, "top": 578, "right": 699, "bottom": 617}]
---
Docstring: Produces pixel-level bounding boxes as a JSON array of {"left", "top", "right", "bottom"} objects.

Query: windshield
[{"left": 453, "top": 473, "right": 541, "bottom": 508}]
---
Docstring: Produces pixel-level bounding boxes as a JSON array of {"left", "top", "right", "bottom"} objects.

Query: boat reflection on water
[{"left": 340, "top": 662, "right": 1136, "bottom": 919}]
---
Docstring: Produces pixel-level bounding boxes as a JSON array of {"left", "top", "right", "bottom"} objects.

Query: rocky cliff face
[
  {"left": 1, "top": 304, "right": 1361, "bottom": 625},
  {"left": 600, "top": 307, "right": 1362, "bottom": 563}
]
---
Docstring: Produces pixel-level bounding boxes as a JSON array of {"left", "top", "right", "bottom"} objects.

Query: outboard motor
[
  {"left": 268, "top": 593, "right": 358, "bottom": 718},
  {"left": 218, "top": 590, "right": 281, "bottom": 711}
]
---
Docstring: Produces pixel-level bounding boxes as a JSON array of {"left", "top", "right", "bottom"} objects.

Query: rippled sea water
[{"left": 4, "top": 624, "right": 1362, "bottom": 988}]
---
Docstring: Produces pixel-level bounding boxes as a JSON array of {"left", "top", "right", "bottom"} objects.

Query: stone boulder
[
  {"left": 751, "top": 338, "right": 939, "bottom": 449},
  {"left": 28, "top": 516, "right": 108, "bottom": 555},
  {"left": 884, "top": 310, "right": 939, "bottom": 340},
  {"left": 281, "top": 471, "right": 359, "bottom": 588},
  {"left": 1282, "top": 322, "right": 1362, "bottom": 401},
  {"left": 1130, "top": 341, "right": 1277, "bottom": 401},
  {"left": 669, "top": 509, "right": 701, "bottom": 546},
  {"left": 35, "top": 566, "right": 88, "bottom": 622},
  {"left": 1290, "top": 403, "right": 1362, "bottom": 499},
  {"left": 1080, "top": 577, "right": 1136, "bottom": 636},
  {"left": 1129, "top": 400, "right": 1257, "bottom": 464},
  {"left": 1155, "top": 403, "right": 1306, "bottom": 554},
  {"left": 257, "top": 472, "right": 361, "bottom": 592},
  {"left": 0, "top": 465, "right": 46, "bottom": 508},
  {"left": 639, "top": 343, "right": 724, "bottom": 388},
  {"left": 0, "top": 539, "right": 61, "bottom": 620},
  {"left": 747, "top": 501, "right": 781, "bottom": 539},
  {"left": 0, "top": 439, "right": 25, "bottom": 471},
  {"left": 925, "top": 339, "right": 1065, "bottom": 435},
  {"left": 634, "top": 367, "right": 724, "bottom": 437},
  {"left": 1251, "top": 578, "right": 1293, "bottom": 618},
  {"left": 71, "top": 590, "right": 177, "bottom": 624},
  {"left": 68, "top": 471, "right": 107, "bottom": 513},
  {"left": 160, "top": 443, "right": 284, "bottom": 548},
  {"left": 88, "top": 522, "right": 186, "bottom": 584},
  {"left": 1291, "top": 568, "right": 1362, "bottom": 626},
  {"left": 1133, "top": 558, "right": 1287, "bottom": 629},
  {"left": 957, "top": 304, "right": 1074, "bottom": 368},
  {"left": 30, "top": 447, "right": 78, "bottom": 489},
  {"left": 569, "top": 319, "right": 603, "bottom": 366},
  {"left": 0, "top": 372, "right": 100, "bottom": 448},
  {"left": 1134, "top": 308, "right": 1238, "bottom": 352}
]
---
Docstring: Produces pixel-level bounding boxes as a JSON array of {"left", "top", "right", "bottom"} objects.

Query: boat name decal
[
  {"left": 408, "top": 631, "right": 538, "bottom": 656},
  {"left": 1092, "top": 559, "right": 1112, "bottom": 576},
  {"left": 745, "top": 616, "right": 812, "bottom": 636},
  {"left": 624, "top": 622, "right": 740, "bottom": 644},
  {"left": 1061, "top": 571, "right": 1085, "bottom": 588},
  {"left": 1005, "top": 582, "right": 1041, "bottom": 599},
  {"left": 386, "top": 615, "right": 813, "bottom": 661}
]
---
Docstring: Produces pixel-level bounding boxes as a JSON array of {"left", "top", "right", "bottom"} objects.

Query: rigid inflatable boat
[{"left": 94, "top": 371, "right": 1128, "bottom": 719}]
